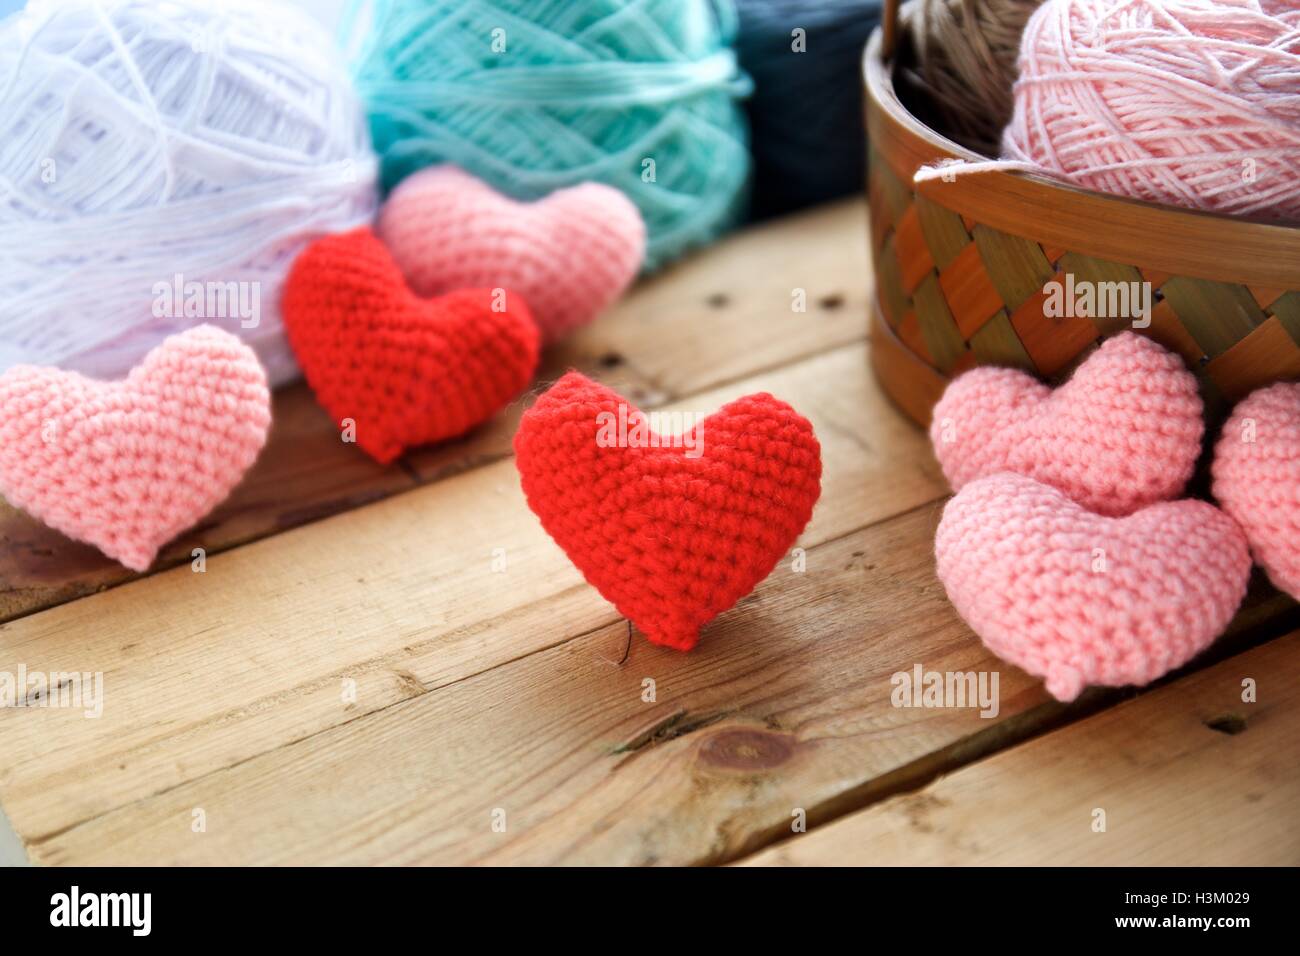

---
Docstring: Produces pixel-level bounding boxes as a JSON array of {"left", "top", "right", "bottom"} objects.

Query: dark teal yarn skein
[
  {"left": 735, "top": 0, "right": 883, "bottom": 218},
  {"left": 347, "top": 0, "right": 753, "bottom": 270}
]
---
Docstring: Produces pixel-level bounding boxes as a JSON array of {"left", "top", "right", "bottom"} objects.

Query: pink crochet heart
[
  {"left": 1213, "top": 382, "right": 1300, "bottom": 600},
  {"left": 0, "top": 325, "right": 271, "bottom": 571},
  {"left": 377, "top": 165, "right": 645, "bottom": 344},
  {"left": 930, "top": 333, "right": 1203, "bottom": 516},
  {"left": 936, "top": 473, "right": 1250, "bottom": 702}
]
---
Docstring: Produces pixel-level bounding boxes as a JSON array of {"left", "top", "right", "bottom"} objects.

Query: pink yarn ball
[{"left": 1003, "top": 0, "right": 1300, "bottom": 222}]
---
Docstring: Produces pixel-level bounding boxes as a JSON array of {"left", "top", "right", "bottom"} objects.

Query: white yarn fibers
[{"left": 0, "top": 0, "right": 378, "bottom": 385}]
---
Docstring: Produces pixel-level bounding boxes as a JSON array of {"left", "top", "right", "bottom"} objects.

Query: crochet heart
[
  {"left": 514, "top": 372, "right": 822, "bottom": 651},
  {"left": 0, "top": 325, "right": 270, "bottom": 571},
  {"left": 930, "top": 333, "right": 1203, "bottom": 516},
  {"left": 282, "top": 227, "right": 540, "bottom": 464},
  {"left": 935, "top": 473, "right": 1250, "bottom": 702},
  {"left": 1212, "top": 382, "right": 1300, "bottom": 600},
  {"left": 377, "top": 165, "right": 645, "bottom": 344}
]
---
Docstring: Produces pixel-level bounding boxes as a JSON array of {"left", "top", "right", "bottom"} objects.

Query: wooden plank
[
  {"left": 28, "top": 508, "right": 1293, "bottom": 866},
  {"left": 528, "top": 198, "right": 869, "bottom": 403},
  {"left": 0, "top": 199, "right": 870, "bottom": 622},
  {"left": 741, "top": 631, "right": 1300, "bottom": 866},
  {"left": 0, "top": 806, "right": 23, "bottom": 866},
  {"left": 25, "top": 506, "right": 1048, "bottom": 865},
  {"left": 0, "top": 342, "right": 952, "bottom": 856},
  {"left": 6, "top": 178, "right": 1294, "bottom": 866}
]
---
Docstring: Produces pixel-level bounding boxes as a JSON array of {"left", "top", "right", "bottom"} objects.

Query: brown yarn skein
[{"left": 901, "top": 0, "right": 1045, "bottom": 157}]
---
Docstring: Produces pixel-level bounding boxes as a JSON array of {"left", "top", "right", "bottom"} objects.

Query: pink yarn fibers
[{"left": 1002, "top": 0, "right": 1300, "bottom": 222}]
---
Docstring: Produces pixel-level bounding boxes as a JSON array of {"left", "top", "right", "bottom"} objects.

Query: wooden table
[{"left": 1, "top": 199, "right": 1296, "bottom": 866}]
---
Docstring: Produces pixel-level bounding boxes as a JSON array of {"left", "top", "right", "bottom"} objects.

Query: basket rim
[{"left": 861, "top": 25, "right": 1300, "bottom": 290}]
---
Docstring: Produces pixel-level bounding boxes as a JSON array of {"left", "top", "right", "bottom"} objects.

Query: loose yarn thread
[
  {"left": 0, "top": 0, "right": 378, "bottom": 386},
  {"left": 346, "top": 0, "right": 751, "bottom": 270}
]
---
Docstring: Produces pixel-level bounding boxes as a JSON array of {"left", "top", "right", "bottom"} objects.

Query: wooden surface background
[{"left": 0, "top": 198, "right": 1295, "bottom": 865}]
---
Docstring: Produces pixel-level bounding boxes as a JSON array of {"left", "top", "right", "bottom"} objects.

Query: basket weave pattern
[{"left": 868, "top": 143, "right": 1300, "bottom": 426}]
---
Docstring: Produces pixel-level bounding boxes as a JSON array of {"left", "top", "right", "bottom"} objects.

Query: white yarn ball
[{"left": 0, "top": 0, "right": 378, "bottom": 386}]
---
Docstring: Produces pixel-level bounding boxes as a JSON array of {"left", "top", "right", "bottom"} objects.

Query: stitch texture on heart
[
  {"left": 514, "top": 372, "right": 822, "bottom": 651},
  {"left": 930, "top": 333, "right": 1203, "bottom": 516},
  {"left": 1213, "top": 382, "right": 1300, "bottom": 600},
  {"left": 378, "top": 165, "right": 645, "bottom": 344},
  {"left": 282, "top": 227, "right": 540, "bottom": 464},
  {"left": 0, "top": 325, "right": 270, "bottom": 572},
  {"left": 935, "top": 473, "right": 1250, "bottom": 702}
]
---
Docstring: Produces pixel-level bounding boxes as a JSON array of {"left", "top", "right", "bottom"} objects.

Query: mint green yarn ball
[{"left": 346, "top": 0, "right": 752, "bottom": 270}]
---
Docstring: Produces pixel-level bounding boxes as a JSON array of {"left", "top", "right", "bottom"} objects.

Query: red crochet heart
[
  {"left": 283, "top": 228, "right": 540, "bottom": 464},
  {"left": 514, "top": 372, "right": 822, "bottom": 650}
]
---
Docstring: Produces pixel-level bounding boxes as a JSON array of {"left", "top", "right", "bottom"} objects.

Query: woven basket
[{"left": 865, "top": 0, "right": 1300, "bottom": 428}]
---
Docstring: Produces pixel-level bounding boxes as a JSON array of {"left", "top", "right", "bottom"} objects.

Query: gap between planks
[
  {"left": 2, "top": 336, "right": 955, "bottom": 858},
  {"left": 4, "top": 191, "right": 1295, "bottom": 865},
  {"left": 17, "top": 504, "right": 1296, "bottom": 866},
  {"left": 5, "top": 333, "right": 1295, "bottom": 863}
]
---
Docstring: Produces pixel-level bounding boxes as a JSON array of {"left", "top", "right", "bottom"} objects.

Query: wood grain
[
  {"left": 0, "top": 200, "right": 869, "bottom": 624},
  {"left": 0, "top": 341, "right": 951, "bottom": 856},
  {"left": 26, "top": 505, "right": 1058, "bottom": 866},
  {"left": 742, "top": 631, "right": 1300, "bottom": 866},
  {"left": 33, "top": 507, "right": 1291, "bottom": 866},
  {"left": 540, "top": 199, "right": 870, "bottom": 402},
  {"left": 3, "top": 191, "right": 1295, "bottom": 868}
]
